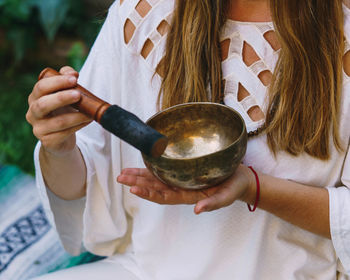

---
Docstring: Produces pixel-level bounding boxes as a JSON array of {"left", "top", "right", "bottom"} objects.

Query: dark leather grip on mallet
[{"left": 38, "top": 68, "right": 168, "bottom": 157}]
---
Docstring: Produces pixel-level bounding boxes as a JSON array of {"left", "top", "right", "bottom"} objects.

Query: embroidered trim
[{"left": 0, "top": 206, "right": 50, "bottom": 272}]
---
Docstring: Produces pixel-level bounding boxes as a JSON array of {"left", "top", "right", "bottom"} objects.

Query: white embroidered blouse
[{"left": 34, "top": 1, "right": 350, "bottom": 279}]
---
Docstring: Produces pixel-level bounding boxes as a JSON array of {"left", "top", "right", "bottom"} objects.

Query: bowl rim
[{"left": 144, "top": 102, "right": 247, "bottom": 161}]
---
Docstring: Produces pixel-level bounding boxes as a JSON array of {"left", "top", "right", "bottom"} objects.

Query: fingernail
[
  {"left": 68, "top": 76, "right": 77, "bottom": 84},
  {"left": 71, "top": 91, "right": 80, "bottom": 98},
  {"left": 194, "top": 205, "right": 203, "bottom": 215}
]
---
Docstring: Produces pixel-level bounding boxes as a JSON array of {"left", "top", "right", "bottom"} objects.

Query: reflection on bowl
[{"left": 142, "top": 102, "right": 247, "bottom": 189}]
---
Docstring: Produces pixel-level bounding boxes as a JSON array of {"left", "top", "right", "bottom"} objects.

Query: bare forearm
[
  {"left": 243, "top": 172, "right": 330, "bottom": 238},
  {"left": 39, "top": 145, "right": 87, "bottom": 200}
]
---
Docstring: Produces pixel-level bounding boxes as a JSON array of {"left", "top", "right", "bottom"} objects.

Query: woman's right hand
[{"left": 26, "top": 66, "right": 92, "bottom": 157}]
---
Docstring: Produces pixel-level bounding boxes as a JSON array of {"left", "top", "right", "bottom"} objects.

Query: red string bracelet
[{"left": 247, "top": 166, "right": 260, "bottom": 212}]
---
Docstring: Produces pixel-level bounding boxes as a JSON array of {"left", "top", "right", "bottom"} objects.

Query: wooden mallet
[{"left": 38, "top": 68, "right": 168, "bottom": 157}]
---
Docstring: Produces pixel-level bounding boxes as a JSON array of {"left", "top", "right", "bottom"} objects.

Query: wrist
[
  {"left": 240, "top": 165, "right": 260, "bottom": 205},
  {"left": 40, "top": 139, "right": 77, "bottom": 158},
  {"left": 39, "top": 143, "right": 87, "bottom": 200},
  {"left": 40, "top": 143, "right": 79, "bottom": 161}
]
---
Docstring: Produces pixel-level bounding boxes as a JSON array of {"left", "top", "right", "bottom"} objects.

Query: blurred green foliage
[
  {"left": 0, "top": 0, "right": 106, "bottom": 174},
  {"left": 0, "top": 74, "right": 38, "bottom": 174}
]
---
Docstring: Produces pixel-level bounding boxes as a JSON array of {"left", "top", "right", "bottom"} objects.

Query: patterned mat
[{"left": 0, "top": 165, "right": 102, "bottom": 279}]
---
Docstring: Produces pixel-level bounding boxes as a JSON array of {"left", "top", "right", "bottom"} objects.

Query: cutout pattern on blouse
[
  {"left": 343, "top": 40, "right": 350, "bottom": 77},
  {"left": 119, "top": 1, "right": 350, "bottom": 133},
  {"left": 120, "top": 0, "right": 173, "bottom": 71},
  {"left": 220, "top": 21, "right": 280, "bottom": 133}
]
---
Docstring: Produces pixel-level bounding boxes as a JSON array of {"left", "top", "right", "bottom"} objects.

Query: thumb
[{"left": 194, "top": 183, "right": 245, "bottom": 214}]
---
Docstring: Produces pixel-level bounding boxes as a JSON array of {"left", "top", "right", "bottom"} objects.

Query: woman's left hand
[{"left": 117, "top": 164, "right": 255, "bottom": 214}]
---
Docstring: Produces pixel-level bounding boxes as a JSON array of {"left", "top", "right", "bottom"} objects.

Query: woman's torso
[{"left": 87, "top": 1, "right": 350, "bottom": 279}]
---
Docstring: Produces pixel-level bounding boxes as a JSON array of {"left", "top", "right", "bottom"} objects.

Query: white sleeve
[
  {"left": 328, "top": 140, "right": 350, "bottom": 273},
  {"left": 34, "top": 1, "right": 129, "bottom": 256}
]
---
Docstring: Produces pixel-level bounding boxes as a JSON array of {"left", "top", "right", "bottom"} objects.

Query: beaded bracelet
[{"left": 247, "top": 166, "right": 260, "bottom": 212}]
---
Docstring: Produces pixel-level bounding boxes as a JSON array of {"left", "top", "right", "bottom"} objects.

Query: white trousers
[{"left": 30, "top": 259, "right": 140, "bottom": 280}]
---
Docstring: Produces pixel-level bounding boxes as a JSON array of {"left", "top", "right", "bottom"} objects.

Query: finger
[
  {"left": 129, "top": 186, "right": 150, "bottom": 197},
  {"left": 117, "top": 173, "right": 168, "bottom": 191},
  {"left": 120, "top": 168, "right": 156, "bottom": 180},
  {"left": 194, "top": 187, "right": 240, "bottom": 214},
  {"left": 40, "top": 122, "right": 90, "bottom": 150},
  {"left": 59, "top": 66, "right": 79, "bottom": 77},
  {"left": 118, "top": 169, "right": 171, "bottom": 191},
  {"left": 129, "top": 186, "right": 165, "bottom": 204},
  {"left": 30, "top": 90, "right": 81, "bottom": 119},
  {"left": 30, "top": 89, "right": 81, "bottom": 119},
  {"left": 132, "top": 185, "right": 207, "bottom": 204},
  {"left": 34, "top": 112, "right": 92, "bottom": 137},
  {"left": 127, "top": 181, "right": 208, "bottom": 205},
  {"left": 120, "top": 168, "right": 182, "bottom": 192},
  {"left": 31, "top": 75, "right": 78, "bottom": 101},
  {"left": 129, "top": 186, "right": 185, "bottom": 205},
  {"left": 117, "top": 173, "right": 152, "bottom": 187}
]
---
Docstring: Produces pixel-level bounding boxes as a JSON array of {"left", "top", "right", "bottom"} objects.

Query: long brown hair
[
  {"left": 157, "top": 1, "right": 229, "bottom": 107},
  {"left": 158, "top": 0, "right": 344, "bottom": 160}
]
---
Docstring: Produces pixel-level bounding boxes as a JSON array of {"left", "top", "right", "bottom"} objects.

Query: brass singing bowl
[{"left": 142, "top": 102, "right": 248, "bottom": 189}]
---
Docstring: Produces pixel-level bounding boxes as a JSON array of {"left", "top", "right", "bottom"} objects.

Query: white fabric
[{"left": 34, "top": 1, "right": 350, "bottom": 279}]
